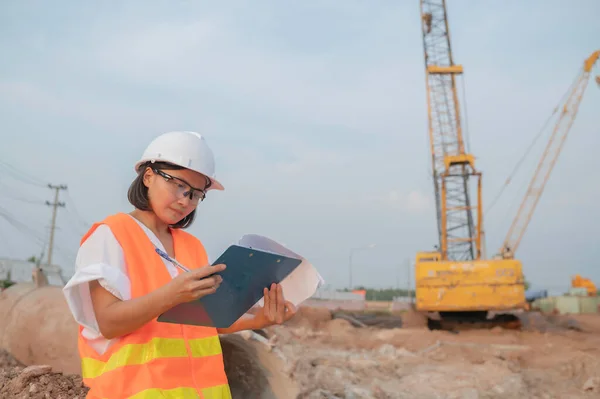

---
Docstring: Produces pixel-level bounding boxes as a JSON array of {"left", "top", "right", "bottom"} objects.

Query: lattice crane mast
[
  {"left": 420, "top": 0, "right": 482, "bottom": 262},
  {"left": 499, "top": 50, "right": 600, "bottom": 259}
]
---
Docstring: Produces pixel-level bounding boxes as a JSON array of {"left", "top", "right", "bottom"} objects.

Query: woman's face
[{"left": 143, "top": 166, "right": 209, "bottom": 225}]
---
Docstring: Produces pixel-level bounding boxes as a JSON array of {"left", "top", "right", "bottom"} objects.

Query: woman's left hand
[{"left": 253, "top": 283, "right": 297, "bottom": 328}]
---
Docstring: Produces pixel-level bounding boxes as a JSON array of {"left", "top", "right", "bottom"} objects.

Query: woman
[{"left": 63, "top": 131, "right": 297, "bottom": 399}]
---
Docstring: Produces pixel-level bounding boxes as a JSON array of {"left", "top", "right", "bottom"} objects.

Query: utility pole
[
  {"left": 348, "top": 243, "right": 376, "bottom": 291},
  {"left": 348, "top": 252, "right": 353, "bottom": 291},
  {"left": 45, "top": 184, "right": 67, "bottom": 266}
]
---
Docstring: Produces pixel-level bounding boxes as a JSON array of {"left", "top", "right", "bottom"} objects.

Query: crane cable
[
  {"left": 460, "top": 75, "right": 472, "bottom": 155},
  {"left": 483, "top": 72, "right": 580, "bottom": 217}
]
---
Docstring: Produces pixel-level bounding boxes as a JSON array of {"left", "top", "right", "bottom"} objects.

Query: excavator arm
[{"left": 500, "top": 50, "right": 600, "bottom": 258}]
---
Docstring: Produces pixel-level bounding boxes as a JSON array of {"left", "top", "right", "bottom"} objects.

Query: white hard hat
[{"left": 134, "top": 131, "right": 224, "bottom": 191}]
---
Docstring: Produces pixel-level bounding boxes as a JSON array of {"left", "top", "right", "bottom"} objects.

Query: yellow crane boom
[
  {"left": 499, "top": 50, "right": 600, "bottom": 259},
  {"left": 420, "top": 0, "right": 482, "bottom": 262},
  {"left": 415, "top": 0, "right": 524, "bottom": 322}
]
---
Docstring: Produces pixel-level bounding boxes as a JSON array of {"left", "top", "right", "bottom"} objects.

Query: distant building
[{"left": 0, "top": 258, "right": 65, "bottom": 287}]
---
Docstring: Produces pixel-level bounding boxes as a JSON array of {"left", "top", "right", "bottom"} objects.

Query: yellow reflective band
[
  {"left": 202, "top": 384, "right": 233, "bottom": 399},
  {"left": 123, "top": 385, "right": 232, "bottom": 399},
  {"left": 81, "top": 335, "right": 222, "bottom": 379},
  {"left": 126, "top": 387, "right": 200, "bottom": 399},
  {"left": 188, "top": 336, "right": 223, "bottom": 358}
]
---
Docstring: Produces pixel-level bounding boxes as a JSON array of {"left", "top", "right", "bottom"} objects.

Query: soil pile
[
  {"left": 270, "top": 313, "right": 600, "bottom": 399},
  {"left": 285, "top": 306, "right": 332, "bottom": 329},
  {"left": 0, "top": 351, "right": 88, "bottom": 399},
  {"left": 2, "top": 310, "right": 600, "bottom": 398}
]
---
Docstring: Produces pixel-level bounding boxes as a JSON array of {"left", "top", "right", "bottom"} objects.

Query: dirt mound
[
  {"left": 285, "top": 306, "right": 332, "bottom": 329},
  {"left": 0, "top": 364, "right": 89, "bottom": 399},
  {"left": 323, "top": 318, "right": 353, "bottom": 336},
  {"left": 331, "top": 311, "right": 404, "bottom": 329},
  {"left": 400, "top": 309, "right": 429, "bottom": 329},
  {"left": 270, "top": 311, "right": 600, "bottom": 398}
]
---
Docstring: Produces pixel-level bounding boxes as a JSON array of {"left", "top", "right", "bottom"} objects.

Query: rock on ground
[
  {"left": 0, "top": 352, "right": 88, "bottom": 399},
  {"left": 267, "top": 312, "right": 600, "bottom": 399},
  {"left": 3, "top": 311, "right": 600, "bottom": 399}
]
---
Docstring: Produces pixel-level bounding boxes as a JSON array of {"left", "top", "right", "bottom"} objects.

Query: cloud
[
  {"left": 0, "top": 80, "right": 180, "bottom": 133},
  {"left": 364, "top": 189, "right": 432, "bottom": 214},
  {"left": 405, "top": 190, "right": 432, "bottom": 212},
  {"left": 56, "top": 6, "right": 421, "bottom": 136}
]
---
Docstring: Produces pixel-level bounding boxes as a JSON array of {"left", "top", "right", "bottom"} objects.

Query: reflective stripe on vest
[
  {"left": 127, "top": 385, "right": 231, "bottom": 399},
  {"left": 77, "top": 213, "right": 230, "bottom": 399},
  {"left": 88, "top": 385, "right": 232, "bottom": 399},
  {"left": 81, "top": 335, "right": 222, "bottom": 379}
]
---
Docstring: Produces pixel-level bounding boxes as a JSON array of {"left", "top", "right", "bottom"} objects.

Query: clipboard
[{"left": 157, "top": 244, "right": 303, "bottom": 328}]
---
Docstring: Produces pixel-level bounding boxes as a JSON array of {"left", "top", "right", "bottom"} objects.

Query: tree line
[{"left": 342, "top": 287, "right": 415, "bottom": 301}]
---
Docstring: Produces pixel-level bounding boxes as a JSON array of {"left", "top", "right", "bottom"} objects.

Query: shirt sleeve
[{"left": 62, "top": 224, "right": 131, "bottom": 354}]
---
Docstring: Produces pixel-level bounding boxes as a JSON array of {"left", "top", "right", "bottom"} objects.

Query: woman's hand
[
  {"left": 90, "top": 263, "right": 226, "bottom": 340},
  {"left": 165, "top": 263, "right": 226, "bottom": 307},
  {"left": 215, "top": 283, "right": 298, "bottom": 334},
  {"left": 253, "top": 283, "right": 297, "bottom": 328}
]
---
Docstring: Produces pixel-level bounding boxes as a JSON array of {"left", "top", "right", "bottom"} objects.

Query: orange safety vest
[{"left": 77, "top": 213, "right": 231, "bottom": 399}]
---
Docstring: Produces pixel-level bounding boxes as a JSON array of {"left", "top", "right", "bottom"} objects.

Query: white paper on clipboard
[{"left": 237, "top": 234, "right": 325, "bottom": 308}]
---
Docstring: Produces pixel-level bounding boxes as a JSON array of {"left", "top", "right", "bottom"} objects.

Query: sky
[{"left": 0, "top": 0, "right": 598, "bottom": 294}]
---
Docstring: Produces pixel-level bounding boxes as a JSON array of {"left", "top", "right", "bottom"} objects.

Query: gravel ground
[{"left": 2, "top": 311, "right": 600, "bottom": 398}]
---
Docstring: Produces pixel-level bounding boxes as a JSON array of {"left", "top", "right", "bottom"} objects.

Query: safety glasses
[{"left": 153, "top": 168, "right": 207, "bottom": 203}]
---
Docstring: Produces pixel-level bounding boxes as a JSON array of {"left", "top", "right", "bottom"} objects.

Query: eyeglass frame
[{"left": 152, "top": 168, "right": 208, "bottom": 203}]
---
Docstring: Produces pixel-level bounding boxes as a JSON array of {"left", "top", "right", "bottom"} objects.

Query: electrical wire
[
  {"left": 0, "top": 204, "right": 47, "bottom": 246},
  {"left": 0, "top": 181, "right": 45, "bottom": 205},
  {"left": 0, "top": 204, "right": 76, "bottom": 264},
  {"left": 0, "top": 160, "right": 47, "bottom": 188},
  {"left": 64, "top": 191, "right": 90, "bottom": 229},
  {"left": 0, "top": 158, "right": 81, "bottom": 264}
]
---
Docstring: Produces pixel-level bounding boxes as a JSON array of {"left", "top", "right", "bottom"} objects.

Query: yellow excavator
[
  {"left": 571, "top": 275, "right": 597, "bottom": 297},
  {"left": 415, "top": 0, "right": 599, "bottom": 329}
]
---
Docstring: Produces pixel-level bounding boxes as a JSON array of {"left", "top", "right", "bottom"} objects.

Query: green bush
[{"left": 1, "top": 271, "right": 15, "bottom": 289}]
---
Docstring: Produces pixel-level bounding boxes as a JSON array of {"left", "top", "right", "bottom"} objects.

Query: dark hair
[{"left": 127, "top": 161, "right": 196, "bottom": 229}]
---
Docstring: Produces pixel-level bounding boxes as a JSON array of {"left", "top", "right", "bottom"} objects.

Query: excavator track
[{"left": 426, "top": 311, "right": 522, "bottom": 332}]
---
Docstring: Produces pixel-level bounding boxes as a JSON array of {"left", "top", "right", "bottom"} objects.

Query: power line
[
  {"left": 0, "top": 197, "right": 76, "bottom": 266},
  {"left": 0, "top": 160, "right": 47, "bottom": 188},
  {"left": 0, "top": 181, "right": 45, "bottom": 205},
  {"left": 64, "top": 191, "right": 90, "bottom": 229},
  {"left": 0, "top": 160, "right": 83, "bottom": 265},
  {"left": 0, "top": 205, "right": 47, "bottom": 246}
]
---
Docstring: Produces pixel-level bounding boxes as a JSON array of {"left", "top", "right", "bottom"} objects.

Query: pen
[{"left": 155, "top": 247, "right": 191, "bottom": 273}]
